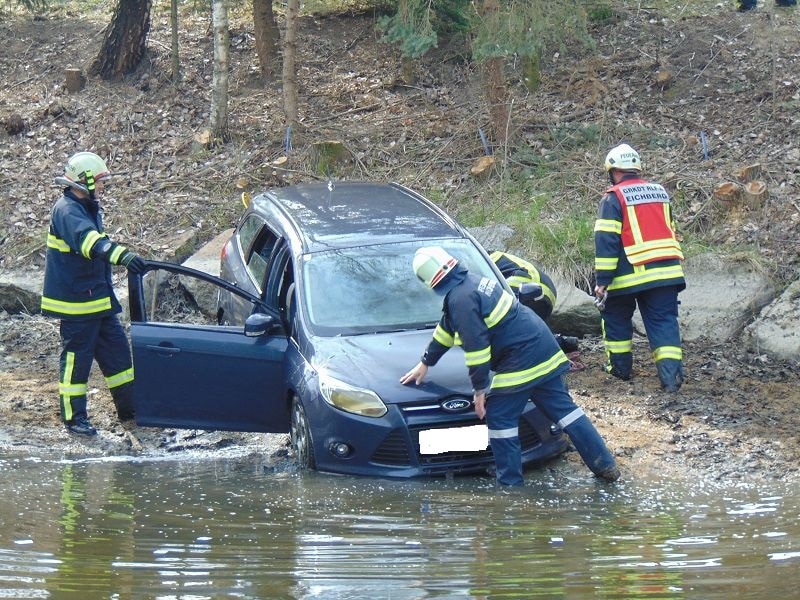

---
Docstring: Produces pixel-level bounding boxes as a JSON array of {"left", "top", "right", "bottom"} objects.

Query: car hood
[{"left": 308, "top": 329, "right": 472, "bottom": 404}]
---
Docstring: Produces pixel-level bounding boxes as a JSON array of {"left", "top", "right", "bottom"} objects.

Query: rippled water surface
[{"left": 1, "top": 453, "right": 798, "bottom": 598}]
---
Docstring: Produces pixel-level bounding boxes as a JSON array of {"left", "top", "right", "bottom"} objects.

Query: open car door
[{"left": 128, "top": 261, "right": 290, "bottom": 433}]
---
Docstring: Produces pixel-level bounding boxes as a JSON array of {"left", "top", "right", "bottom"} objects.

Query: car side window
[{"left": 240, "top": 217, "right": 279, "bottom": 294}]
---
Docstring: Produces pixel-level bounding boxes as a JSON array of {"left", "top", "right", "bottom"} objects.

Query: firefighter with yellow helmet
[
  {"left": 593, "top": 143, "right": 685, "bottom": 392},
  {"left": 41, "top": 152, "right": 148, "bottom": 435},
  {"left": 401, "top": 246, "right": 619, "bottom": 486}
]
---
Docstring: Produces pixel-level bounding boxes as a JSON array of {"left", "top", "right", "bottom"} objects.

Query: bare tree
[
  {"left": 253, "top": 0, "right": 279, "bottom": 82},
  {"left": 478, "top": 0, "right": 509, "bottom": 146},
  {"left": 90, "top": 0, "right": 152, "bottom": 79},
  {"left": 282, "top": 0, "right": 300, "bottom": 128},
  {"left": 171, "top": 0, "right": 180, "bottom": 82},
  {"left": 210, "top": 0, "right": 230, "bottom": 141}
]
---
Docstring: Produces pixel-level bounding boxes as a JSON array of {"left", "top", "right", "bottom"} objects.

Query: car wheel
[{"left": 290, "top": 396, "right": 315, "bottom": 469}]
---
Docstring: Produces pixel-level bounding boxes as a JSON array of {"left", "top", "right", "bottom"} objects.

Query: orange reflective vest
[{"left": 607, "top": 178, "right": 684, "bottom": 266}]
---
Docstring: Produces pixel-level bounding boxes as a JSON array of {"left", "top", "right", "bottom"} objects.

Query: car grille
[{"left": 369, "top": 419, "right": 542, "bottom": 467}]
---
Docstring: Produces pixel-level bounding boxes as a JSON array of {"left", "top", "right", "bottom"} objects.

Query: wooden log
[
  {"left": 743, "top": 180, "right": 768, "bottom": 210},
  {"left": 470, "top": 155, "right": 496, "bottom": 177},
  {"left": 736, "top": 163, "right": 762, "bottom": 183},
  {"left": 713, "top": 181, "right": 741, "bottom": 206},
  {"left": 65, "top": 68, "right": 86, "bottom": 93}
]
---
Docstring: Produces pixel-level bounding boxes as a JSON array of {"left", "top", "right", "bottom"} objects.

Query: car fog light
[
  {"left": 330, "top": 442, "right": 352, "bottom": 458},
  {"left": 550, "top": 424, "right": 562, "bottom": 436}
]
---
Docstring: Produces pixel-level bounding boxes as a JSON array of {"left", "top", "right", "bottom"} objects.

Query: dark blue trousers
[
  {"left": 601, "top": 285, "right": 683, "bottom": 389},
  {"left": 59, "top": 315, "right": 134, "bottom": 422},
  {"left": 486, "top": 375, "right": 617, "bottom": 486}
]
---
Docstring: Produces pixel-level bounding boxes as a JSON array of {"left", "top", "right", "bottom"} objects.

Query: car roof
[{"left": 251, "top": 181, "right": 466, "bottom": 253}]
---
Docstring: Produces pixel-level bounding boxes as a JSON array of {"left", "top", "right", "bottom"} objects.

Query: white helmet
[
  {"left": 604, "top": 143, "right": 641, "bottom": 172},
  {"left": 56, "top": 152, "right": 111, "bottom": 196},
  {"left": 413, "top": 247, "right": 458, "bottom": 289}
]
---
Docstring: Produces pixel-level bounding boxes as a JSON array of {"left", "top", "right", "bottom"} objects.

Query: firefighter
[
  {"left": 488, "top": 250, "right": 580, "bottom": 355},
  {"left": 400, "top": 247, "right": 620, "bottom": 486},
  {"left": 593, "top": 143, "right": 685, "bottom": 392},
  {"left": 41, "top": 152, "right": 148, "bottom": 436}
]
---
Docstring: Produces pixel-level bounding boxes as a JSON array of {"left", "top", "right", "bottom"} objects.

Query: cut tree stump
[
  {"left": 736, "top": 163, "right": 762, "bottom": 182},
  {"left": 65, "top": 68, "right": 86, "bottom": 93},
  {"left": 743, "top": 180, "right": 768, "bottom": 210},
  {"left": 470, "top": 155, "right": 496, "bottom": 177},
  {"left": 713, "top": 181, "right": 741, "bottom": 206}
]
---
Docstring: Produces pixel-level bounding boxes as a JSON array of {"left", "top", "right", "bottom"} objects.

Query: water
[{"left": 1, "top": 453, "right": 798, "bottom": 599}]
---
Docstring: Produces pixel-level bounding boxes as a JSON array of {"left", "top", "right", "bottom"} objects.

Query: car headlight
[{"left": 319, "top": 374, "right": 387, "bottom": 417}]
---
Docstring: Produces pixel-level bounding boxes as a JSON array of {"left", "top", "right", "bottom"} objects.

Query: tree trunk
[
  {"left": 283, "top": 0, "right": 300, "bottom": 128},
  {"left": 90, "top": 0, "right": 152, "bottom": 79},
  {"left": 210, "top": 0, "right": 230, "bottom": 142},
  {"left": 479, "top": 0, "right": 509, "bottom": 146},
  {"left": 483, "top": 56, "right": 509, "bottom": 146},
  {"left": 171, "top": 0, "right": 180, "bottom": 82},
  {"left": 253, "top": 0, "right": 278, "bottom": 82}
]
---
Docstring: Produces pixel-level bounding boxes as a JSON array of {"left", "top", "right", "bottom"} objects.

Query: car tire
[{"left": 290, "top": 396, "right": 315, "bottom": 469}]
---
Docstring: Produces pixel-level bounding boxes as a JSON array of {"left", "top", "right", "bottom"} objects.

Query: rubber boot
[
  {"left": 564, "top": 416, "right": 620, "bottom": 481},
  {"left": 604, "top": 353, "right": 632, "bottom": 381},
  {"left": 656, "top": 359, "right": 684, "bottom": 393},
  {"left": 111, "top": 383, "right": 136, "bottom": 421},
  {"left": 736, "top": 0, "right": 756, "bottom": 10}
]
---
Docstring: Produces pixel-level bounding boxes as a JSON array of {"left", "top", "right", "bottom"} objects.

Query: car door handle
[{"left": 145, "top": 344, "right": 181, "bottom": 355}]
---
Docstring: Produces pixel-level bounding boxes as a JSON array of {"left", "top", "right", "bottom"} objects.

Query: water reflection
[{"left": 0, "top": 454, "right": 798, "bottom": 598}]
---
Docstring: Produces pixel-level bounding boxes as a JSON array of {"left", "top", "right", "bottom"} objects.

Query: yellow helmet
[
  {"left": 604, "top": 143, "right": 641, "bottom": 172},
  {"left": 65, "top": 151, "right": 111, "bottom": 184},
  {"left": 413, "top": 246, "right": 458, "bottom": 289}
]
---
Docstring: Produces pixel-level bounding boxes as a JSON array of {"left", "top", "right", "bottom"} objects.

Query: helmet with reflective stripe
[
  {"left": 413, "top": 246, "right": 458, "bottom": 289},
  {"left": 59, "top": 152, "right": 111, "bottom": 198},
  {"left": 604, "top": 143, "right": 641, "bottom": 172}
]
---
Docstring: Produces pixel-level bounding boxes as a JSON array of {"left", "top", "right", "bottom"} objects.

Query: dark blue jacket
[
  {"left": 421, "top": 264, "right": 569, "bottom": 395},
  {"left": 41, "top": 190, "right": 121, "bottom": 320}
]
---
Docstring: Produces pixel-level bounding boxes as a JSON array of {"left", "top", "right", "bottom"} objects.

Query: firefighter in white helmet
[
  {"left": 401, "top": 246, "right": 620, "bottom": 486},
  {"left": 594, "top": 143, "right": 685, "bottom": 392},
  {"left": 41, "top": 151, "right": 148, "bottom": 436}
]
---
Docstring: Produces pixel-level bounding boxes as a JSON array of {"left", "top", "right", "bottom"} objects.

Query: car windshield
[{"left": 301, "top": 239, "right": 500, "bottom": 336}]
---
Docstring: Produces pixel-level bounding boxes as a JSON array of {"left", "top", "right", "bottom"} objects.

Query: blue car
[{"left": 128, "top": 181, "right": 568, "bottom": 478}]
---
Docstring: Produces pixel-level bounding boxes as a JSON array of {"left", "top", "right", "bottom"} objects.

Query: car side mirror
[{"left": 244, "top": 312, "right": 276, "bottom": 337}]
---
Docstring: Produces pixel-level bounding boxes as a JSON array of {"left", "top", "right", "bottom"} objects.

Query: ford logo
[{"left": 440, "top": 398, "right": 471, "bottom": 413}]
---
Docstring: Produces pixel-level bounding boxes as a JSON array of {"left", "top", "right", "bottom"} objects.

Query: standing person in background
[
  {"left": 41, "top": 152, "right": 148, "bottom": 436},
  {"left": 593, "top": 143, "right": 685, "bottom": 392},
  {"left": 401, "top": 246, "right": 620, "bottom": 486}
]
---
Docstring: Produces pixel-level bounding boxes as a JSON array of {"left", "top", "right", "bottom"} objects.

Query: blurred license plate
[{"left": 419, "top": 424, "right": 489, "bottom": 455}]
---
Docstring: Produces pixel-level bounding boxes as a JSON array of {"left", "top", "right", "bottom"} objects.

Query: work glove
[{"left": 119, "top": 250, "right": 147, "bottom": 275}]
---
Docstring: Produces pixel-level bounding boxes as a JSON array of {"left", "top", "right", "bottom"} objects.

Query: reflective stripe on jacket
[
  {"left": 421, "top": 267, "right": 569, "bottom": 394},
  {"left": 489, "top": 251, "right": 557, "bottom": 308},
  {"left": 41, "top": 190, "right": 121, "bottom": 320},
  {"left": 594, "top": 175, "right": 686, "bottom": 296}
]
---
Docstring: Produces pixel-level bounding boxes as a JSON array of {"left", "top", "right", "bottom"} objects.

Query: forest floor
[{"left": 0, "top": 2, "right": 799, "bottom": 485}]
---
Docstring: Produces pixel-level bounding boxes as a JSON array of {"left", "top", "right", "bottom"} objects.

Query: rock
[
  {"left": 0, "top": 271, "right": 43, "bottom": 314},
  {"left": 179, "top": 228, "right": 233, "bottom": 315},
  {"left": 679, "top": 253, "right": 775, "bottom": 342},
  {"left": 742, "top": 278, "right": 800, "bottom": 360},
  {"left": 468, "top": 224, "right": 515, "bottom": 252}
]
